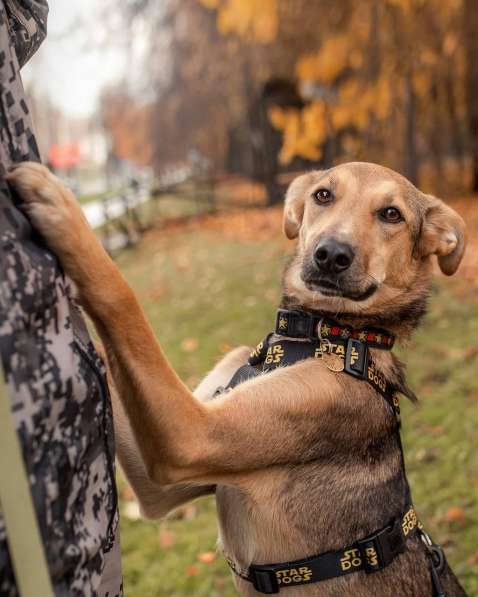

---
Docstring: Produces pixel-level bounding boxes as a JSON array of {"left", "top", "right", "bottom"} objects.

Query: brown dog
[{"left": 7, "top": 162, "right": 468, "bottom": 596}]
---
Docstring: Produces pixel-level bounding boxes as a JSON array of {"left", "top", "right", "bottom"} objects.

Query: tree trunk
[
  {"left": 444, "top": 72, "right": 465, "bottom": 167},
  {"left": 464, "top": 0, "right": 478, "bottom": 192},
  {"left": 404, "top": 71, "right": 418, "bottom": 186}
]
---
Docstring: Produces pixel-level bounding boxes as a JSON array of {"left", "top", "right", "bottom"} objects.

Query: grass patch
[
  {"left": 115, "top": 219, "right": 478, "bottom": 596},
  {"left": 77, "top": 188, "right": 124, "bottom": 205},
  {"left": 155, "top": 194, "right": 215, "bottom": 221}
]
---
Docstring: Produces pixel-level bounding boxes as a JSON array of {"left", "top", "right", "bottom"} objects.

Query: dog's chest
[
  {"left": 215, "top": 470, "right": 313, "bottom": 567},
  {"left": 215, "top": 459, "right": 388, "bottom": 559},
  {"left": 214, "top": 444, "right": 407, "bottom": 582}
]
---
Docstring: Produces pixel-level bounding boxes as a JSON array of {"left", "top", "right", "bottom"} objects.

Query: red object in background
[{"left": 49, "top": 143, "right": 81, "bottom": 169}]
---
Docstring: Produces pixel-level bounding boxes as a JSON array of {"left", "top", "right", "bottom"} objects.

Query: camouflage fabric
[
  {"left": 3, "top": 0, "right": 47, "bottom": 68},
  {"left": 0, "top": 2, "right": 122, "bottom": 595}
]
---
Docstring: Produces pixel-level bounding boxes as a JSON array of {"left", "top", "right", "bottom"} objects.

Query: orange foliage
[
  {"left": 192, "top": 0, "right": 468, "bottom": 175},
  {"left": 199, "top": 0, "right": 278, "bottom": 43},
  {"left": 295, "top": 35, "right": 353, "bottom": 85},
  {"left": 269, "top": 20, "right": 396, "bottom": 165},
  {"left": 269, "top": 102, "right": 327, "bottom": 163},
  {"left": 265, "top": 0, "right": 463, "bottom": 166},
  {"left": 133, "top": 0, "right": 470, "bottom": 188}
]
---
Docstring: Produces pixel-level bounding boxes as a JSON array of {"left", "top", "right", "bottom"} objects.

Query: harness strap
[
  {"left": 217, "top": 313, "right": 446, "bottom": 595},
  {"left": 247, "top": 337, "right": 400, "bottom": 424},
  {"left": 225, "top": 506, "right": 421, "bottom": 594},
  {"left": 224, "top": 363, "right": 262, "bottom": 390}
]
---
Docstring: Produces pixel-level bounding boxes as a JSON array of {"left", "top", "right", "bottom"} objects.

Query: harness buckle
[
  {"left": 276, "top": 309, "right": 312, "bottom": 339},
  {"left": 344, "top": 339, "right": 368, "bottom": 379},
  {"left": 250, "top": 566, "right": 280, "bottom": 594},
  {"left": 357, "top": 517, "right": 406, "bottom": 574}
]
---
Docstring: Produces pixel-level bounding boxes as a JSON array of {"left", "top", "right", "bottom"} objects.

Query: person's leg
[
  {"left": 0, "top": 5, "right": 123, "bottom": 594},
  {"left": 0, "top": 179, "right": 122, "bottom": 595}
]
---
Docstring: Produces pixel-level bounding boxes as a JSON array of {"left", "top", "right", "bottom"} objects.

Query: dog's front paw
[{"left": 6, "top": 161, "right": 92, "bottom": 259}]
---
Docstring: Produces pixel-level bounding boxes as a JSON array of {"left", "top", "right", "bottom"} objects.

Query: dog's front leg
[
  {"left": 7, "top": 163, "right": 346, "bottom": 487},
  {"left": 100, "top": 342, "right": 215, "bottom": 519},
  {"left": 103, "top": 343, "right": 250, "bottom": 518}
]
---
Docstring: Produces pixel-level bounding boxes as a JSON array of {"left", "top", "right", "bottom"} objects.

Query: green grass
[
  {"left": 78, "top": 188, "right": 125, "bottom": 205},
  {"left": 115, "top": 220, "right": 478, "bottom": 596},
  {"left": 155, "top": 194, "right": 216, "bottom": 221}
]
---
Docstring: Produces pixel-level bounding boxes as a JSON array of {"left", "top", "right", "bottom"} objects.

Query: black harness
[{"left": 217, "top": 309, "right": 447, "bottom": 595}]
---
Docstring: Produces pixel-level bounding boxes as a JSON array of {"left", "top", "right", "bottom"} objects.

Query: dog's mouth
[{"left": 302, "top": 273, "right": 378, "bottom": 302}]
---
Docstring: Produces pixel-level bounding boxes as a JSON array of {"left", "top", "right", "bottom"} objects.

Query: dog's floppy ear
[
  {"left": 283, "top": 172, "right": 316, "bottom": 239},
  {"left": 418, "top": 194, "right": 466, "bottom": 276}
]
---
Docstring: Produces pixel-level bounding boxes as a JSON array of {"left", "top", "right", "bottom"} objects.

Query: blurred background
[{"left": 24, "top": 1, "right": 478, "bottom": 595}]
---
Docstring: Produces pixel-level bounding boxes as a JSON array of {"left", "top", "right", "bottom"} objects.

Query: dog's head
[{"left": 282, "top": 162, "right": 466, "bottom": 320}]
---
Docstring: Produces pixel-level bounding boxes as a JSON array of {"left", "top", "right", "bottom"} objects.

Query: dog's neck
[
  {"left": 279, "top": 292, "right": 429, "bottom": 345},
  {"left": 279, "top": 293, "right": 420, "bottom": 401}
]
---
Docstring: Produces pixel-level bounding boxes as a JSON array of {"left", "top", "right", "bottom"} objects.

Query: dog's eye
[
  {"left": 379, "top": 206, "right": 403, "bottom": 223},
  {"left": 314, "top": 188, "right": 332, "bottom": 204}
]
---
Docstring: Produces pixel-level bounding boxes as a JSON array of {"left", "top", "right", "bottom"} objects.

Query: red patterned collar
[{"left": 275, "top": 309, "right": 395, "bottom": 350}]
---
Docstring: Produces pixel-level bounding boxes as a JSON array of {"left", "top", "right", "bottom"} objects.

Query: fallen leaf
[
  {"left": 181, "top": 337, "right": 198, "bottom": 352},
  {"left": 219, "top": 343, "right": 233, "bottom": 353},
  {"left": 444, "top": 506, "right": 465, "bottom": 523},
  {"left": 198, "top": 551, "right": 217, "bottom": 564},
  {"left": 159, "top": 528, "right": 176, "bottom": 548},
  {"left": 186, "top": 565, "right": 200, "bottom": 577},
  {"left": 463, "top": 346, "right": 478, "bottom": 360}
]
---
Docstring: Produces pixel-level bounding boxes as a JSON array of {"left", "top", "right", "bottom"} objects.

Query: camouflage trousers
[
  {"left": 0, "top": 190, "right": 123, "bottom": 596},
  {"left": 0, "top": 2, "right": 122, "bottom": 595}
]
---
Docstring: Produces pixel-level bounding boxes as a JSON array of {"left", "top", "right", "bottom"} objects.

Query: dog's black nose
[{"left": 314, "top": 239, "right": 355, "bottom": 273}]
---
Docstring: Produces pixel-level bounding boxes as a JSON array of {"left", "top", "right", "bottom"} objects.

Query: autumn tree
[
  {"left": 109, "top": 0, "right": 475, "bottom": 197},
  {"left": 199, "top": 0, "right": 470, "bottom": 192},
  {"left": 464, "top": 0, "right": 478, "bottom": 191}
]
